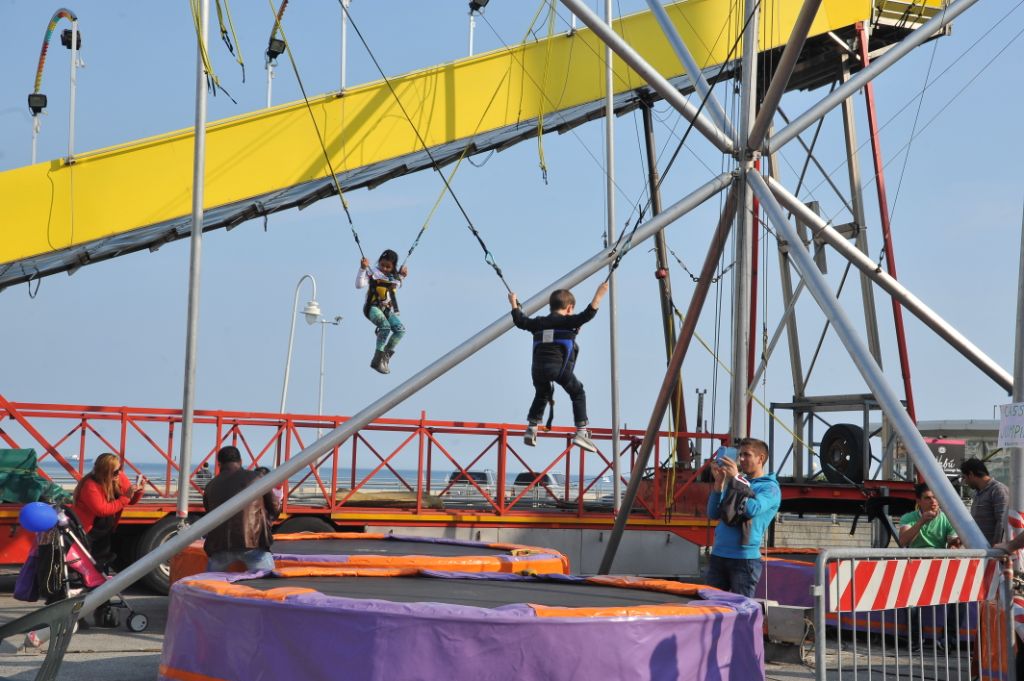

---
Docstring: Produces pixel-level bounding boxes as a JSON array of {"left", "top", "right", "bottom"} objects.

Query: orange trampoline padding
[{"left": 169, "top": 532, "right": 570, "bottom": 584}]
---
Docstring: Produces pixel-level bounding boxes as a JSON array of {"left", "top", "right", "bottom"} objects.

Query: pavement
[
  {"left": 0, "top": 571, "right": 826, "bottom": 681},
  {"left": 0, "top": 574, "right": 165, "bottom": 681}
]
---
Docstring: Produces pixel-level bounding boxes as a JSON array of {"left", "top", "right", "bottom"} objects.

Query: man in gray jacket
[{"left": 960, "top": 457, "right": 1009, "bottom": 545}]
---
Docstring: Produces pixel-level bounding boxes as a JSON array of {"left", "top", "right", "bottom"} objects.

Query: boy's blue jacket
[{"left": 706, "top": 473, "right": 781, "bottom": 559}]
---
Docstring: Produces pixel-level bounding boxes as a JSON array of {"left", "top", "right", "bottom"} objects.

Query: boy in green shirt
[{"left": 898, "top": 483, "right": 960, "bottom": 548}]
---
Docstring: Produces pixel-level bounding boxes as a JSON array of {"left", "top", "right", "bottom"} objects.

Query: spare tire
[
  {"left": 820, "top": 424, "right": 867, "bottom": 484},
  {"left": 136, "top": 515, "right": 186, "bottom": 594}
]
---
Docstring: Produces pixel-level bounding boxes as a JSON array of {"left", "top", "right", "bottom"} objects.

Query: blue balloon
[{"left": 19, "top": 502, "right": 58, "bottom": 532}]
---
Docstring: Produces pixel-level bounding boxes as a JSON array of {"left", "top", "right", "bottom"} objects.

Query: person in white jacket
[{"left": 356, "top": 249, "right": 408, "bottom": 374}]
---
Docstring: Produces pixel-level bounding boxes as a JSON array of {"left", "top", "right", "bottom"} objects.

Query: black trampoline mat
[
  {"left": 241, "top": 576, "right": 697, "bottom": 609},
  {"left": 270, "top": 538, "right": 509, "bottom": 558},
  {"left": 767, "top": 553, "right": 816, "bottom": 563}
]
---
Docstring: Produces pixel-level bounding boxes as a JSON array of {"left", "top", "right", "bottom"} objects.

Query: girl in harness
[
  {"left": 508, "top": 281, "right": 609, "bottom": 452},
  {"left": 356, "top": 249, "right": 408, "bottom": 374}
]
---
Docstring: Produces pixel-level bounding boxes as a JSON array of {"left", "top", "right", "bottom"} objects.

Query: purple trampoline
[{"left": 160, "top": 571, "right": 764, "bottom": 680}]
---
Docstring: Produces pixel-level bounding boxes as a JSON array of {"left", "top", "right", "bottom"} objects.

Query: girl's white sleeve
[{"left": 355, "top": 267, "right": 370, "bottom": 289}]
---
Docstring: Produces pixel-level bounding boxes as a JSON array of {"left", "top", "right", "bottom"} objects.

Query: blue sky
[{"left": 1, "top": 1, "right": 1022, "bottom": 473}]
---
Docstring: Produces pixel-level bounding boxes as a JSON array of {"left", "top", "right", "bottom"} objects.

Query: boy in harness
[
  {"left": 356, "top": 249, "right": 408, "bottom": 374},
  {"left": 508, "top": 281, "right": 609, "bottom": 453}
]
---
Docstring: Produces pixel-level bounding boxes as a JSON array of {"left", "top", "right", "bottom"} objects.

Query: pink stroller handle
[{"left": 65, "top": 543, "right": 106, "bottom": 588}]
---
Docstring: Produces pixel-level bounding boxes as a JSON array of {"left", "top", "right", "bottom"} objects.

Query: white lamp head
[{"left": 302, "top": 299, "right": 321, "bottom": 325}]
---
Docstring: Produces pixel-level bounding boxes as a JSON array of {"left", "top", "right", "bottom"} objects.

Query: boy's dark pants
[{"left": 528, "top": 358, "right": 588, "bottom": 428}]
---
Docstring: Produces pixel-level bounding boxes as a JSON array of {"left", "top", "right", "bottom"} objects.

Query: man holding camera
[{"left": 705, "top": 438, "right": 781, "bottom": 597}]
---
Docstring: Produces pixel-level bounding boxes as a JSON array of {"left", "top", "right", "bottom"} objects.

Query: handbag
[{"left": 13, "top": 547, "right": 39, "bottom": 602}]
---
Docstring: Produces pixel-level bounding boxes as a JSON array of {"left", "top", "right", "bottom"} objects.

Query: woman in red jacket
[{"left": 71, "top": 453, "right": 144, "bottom": 572}]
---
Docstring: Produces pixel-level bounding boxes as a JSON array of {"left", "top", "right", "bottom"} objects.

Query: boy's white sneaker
[
  {"left": 523, "top": 425, "right": 538, "bottom": 447},
  {"left": 573, "top": 429, "right": 597, "bottom": 452}
]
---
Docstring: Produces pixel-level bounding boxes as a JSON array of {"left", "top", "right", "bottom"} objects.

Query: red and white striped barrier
[
  {"left": 828, "top": 558, "right": 1000, "bottom": 612},
  {"left": 1007, "top": 510, "right": 1024, "bottom": 572}
]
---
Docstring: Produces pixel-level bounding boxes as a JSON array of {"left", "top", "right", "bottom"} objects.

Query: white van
[
  {"left": 511, "top": 471, "right": 567, "bottom": 502},
  {"left": 445, "top": 470, "right": 496, "bottom": 497}
]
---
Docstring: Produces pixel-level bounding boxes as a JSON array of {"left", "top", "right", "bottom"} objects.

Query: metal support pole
[
  {"left": 747, "top": 162, "right": 760, "bottom": 430},
  {"left": 766, "top": 141, "right": 806, "bottom": 480},
  {"left": 78, "top": 173, "right": 733, "bottom": 625},
  {"left": 730, "top": 0, "right": 759, "bottom": 440},
  {"left": 341, "top": 0, "right": 350, "bottom": 91},
  {"left": 319, "top": 321, "right": 327, "bottom": 420},
  {"left": 750, "top": 169, "right": 988, "bottom": 549},
  {"left": 176, "top": 0, "right": 210, "bottom": 523},
  {"left": 747, "top": 0, "right": 822, "bottom": 150},
  {"left": 599, "top": 185, "right": 737, "bottom": 574},
  {"left": 468, "top": 10, "right": 476, "bottom": 57},
  {"left": 280, "top": 274, "right": 319, "bottom": 413},
  {"left": 642, "top": 0, "right": 735, "bottom": 140},
  {"left": 748, "top": 279, "right": 806, "bottom": 392},
  {"left": 642, "top": 102, "right": 688, "bottom": 459},
  {"left": 67, "top": 20, "right": 78, "bottom": 164},
  {"left": 605, "top": 0, "right": 622, "bottom": 512},
  {"left": 559, "top": 0, "right": 734, "bottom": 155},
  {"left": 1008, "top": 203, "right": 1024, "bottom": 566},
  {"left": 839, "top": 59, "right": 885, "bottom": 368},
  {"left": 695, "top": 388, "right": 706, "bottom": 460},
  {"left": 857, "top": 22, "right": 917, "bottom": 422},
  {"left": 768, "top": 0, "right": 980, "bottom": 153},
  {"left": 769, "top": 177, "right": 1013, "bottom": 392}
]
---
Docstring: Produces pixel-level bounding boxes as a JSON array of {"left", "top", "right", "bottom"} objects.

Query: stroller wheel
[
  {"left": 127, "top": 613, "right": 148, "bottom": 632},
  {"left": 94, "top": 604, "right": 120, "bottom": 629}
]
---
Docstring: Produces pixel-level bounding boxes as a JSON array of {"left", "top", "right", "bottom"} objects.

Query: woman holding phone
[{"left": 71, "top": 452, "right": 145, "bottom": 573}]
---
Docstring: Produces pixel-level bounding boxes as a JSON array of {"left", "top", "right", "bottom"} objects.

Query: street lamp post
[
  {"left": 341, "top": 0, "right": 351, "bottom": 93},
  {"left": 280, "top": 274, "right": 322, "bottom": 414},
  {"left": 468, "top": 1, "right": 488, "bottom": 56},
  {"left": 318, "top": 315, "right": 343, "bottom": 435}
]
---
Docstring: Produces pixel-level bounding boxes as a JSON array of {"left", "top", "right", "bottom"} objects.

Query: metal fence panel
[{"left": 814, "top": 548, "right": 1016, "bottom": 680}]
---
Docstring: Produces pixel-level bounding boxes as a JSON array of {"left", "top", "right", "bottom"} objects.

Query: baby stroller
[{"left": 31, "top": 505, "right": 149, "bottom": 633}]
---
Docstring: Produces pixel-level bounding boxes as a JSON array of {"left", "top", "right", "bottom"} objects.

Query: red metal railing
[{"left": 0, "top": 396, "right": 729, "bottom": 521}]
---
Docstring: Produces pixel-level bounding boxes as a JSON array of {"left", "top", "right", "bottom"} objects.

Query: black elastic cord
[
  {"left": 339, "top": 1, "right": 514, "bottom": 294},
  {"left": 268, "top": 0, "right": 362, "bottom": 258}
]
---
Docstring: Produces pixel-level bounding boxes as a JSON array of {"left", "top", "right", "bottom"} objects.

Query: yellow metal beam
[{"left": 1, "top": 0, "right": 934, "bottom": 276}]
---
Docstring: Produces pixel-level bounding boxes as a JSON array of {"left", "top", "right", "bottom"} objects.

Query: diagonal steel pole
[
  {"left": 70, "top": 174, "right": 732, "bottom": 624},
  {"left": 747, "top": 0, "right": 823, "bottom": 151},
  {"left": 558, "top": 0, "right": 734, "bottom": 155},
  {"left": 749, "top": 169, "right": 987, "bottom": 549},
  {"left": 643, "top": 0, "right": 735, "bottom": 141},
  {"left": 768, "top": 176, "right": 1013, "bottom": 392},
  {"left": 599, "top": 183, "right": 737, "bottom": 574},
  {"left": 768, "top": 0, "right": 980, "bottom": 153}
]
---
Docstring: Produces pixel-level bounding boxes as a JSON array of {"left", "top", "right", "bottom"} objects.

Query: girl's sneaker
[{"left": 370, "top": 350, "right": 389, "bottom": 374}]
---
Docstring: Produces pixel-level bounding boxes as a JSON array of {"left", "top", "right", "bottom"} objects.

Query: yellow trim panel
[{"left": 2, "top": 1, "right": 892, "bottom": 272}]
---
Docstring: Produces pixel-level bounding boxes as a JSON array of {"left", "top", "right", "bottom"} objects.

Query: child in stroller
[{"left": 26, "top": 505, "right": 148, "bottom": 634}]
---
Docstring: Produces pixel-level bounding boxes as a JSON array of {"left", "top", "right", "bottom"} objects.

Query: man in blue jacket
[{"left": 705, "top": 437, "right": 781, "bottom": 596}]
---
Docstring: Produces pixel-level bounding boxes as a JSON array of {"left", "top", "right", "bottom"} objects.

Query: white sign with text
[{"left": 998, "top": 403, "right": 1024, "bottom": 447}]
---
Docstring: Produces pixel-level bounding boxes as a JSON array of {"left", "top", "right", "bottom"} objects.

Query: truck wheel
[
  {"left": 820, "top": 424, "right": 867, "bottom": 484},
  {"left": 275, "top": 516, "right": 334, "bottom": 534},
  {"left": 136, "top": 515, "right": 185, "bottom": 594}
]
